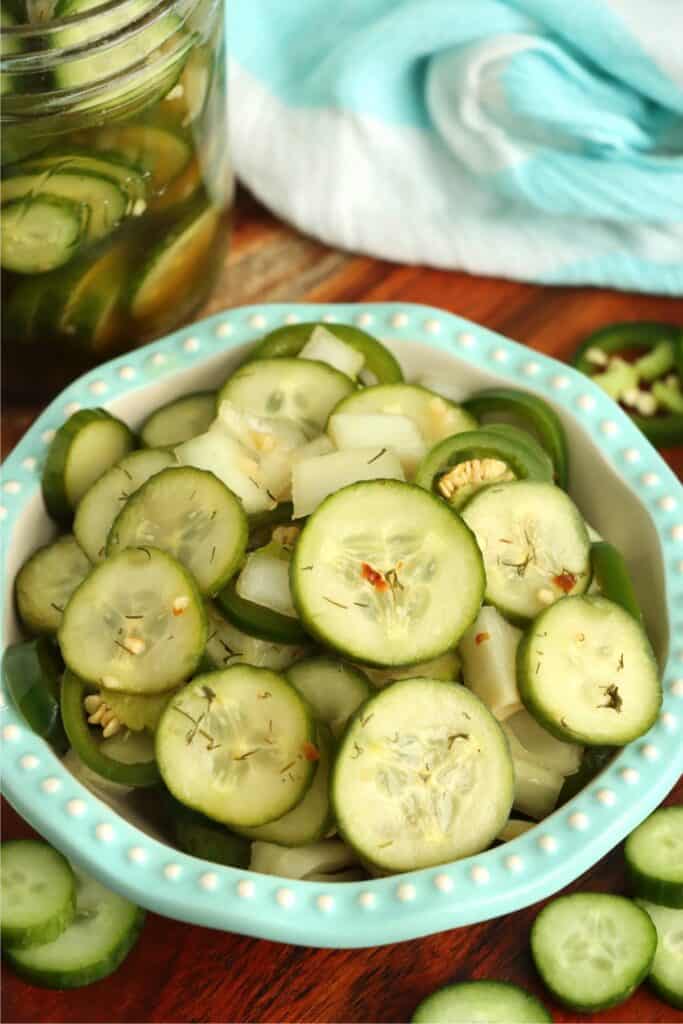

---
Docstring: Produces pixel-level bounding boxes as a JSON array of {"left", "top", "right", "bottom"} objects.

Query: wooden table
[{"left": 2, "top": 190, "right": 682, "bottom": 1024}]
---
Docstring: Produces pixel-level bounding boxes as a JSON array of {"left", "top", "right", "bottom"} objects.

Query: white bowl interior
[{"left": 3, "top": 336, "right": 669, "bottom": 842}]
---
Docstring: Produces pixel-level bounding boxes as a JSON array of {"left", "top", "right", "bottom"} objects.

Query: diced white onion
[{"left": 292, "top": 447, "right": 404, "bottom": 519}]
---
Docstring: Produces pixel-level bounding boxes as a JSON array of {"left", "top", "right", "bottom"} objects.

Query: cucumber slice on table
[
  {"left": 1, "top": 840, "right": 76, "bottom": 949},
  {"left": 626, "top": 807, "right": 683, "bottom": 908},
  {"left": 167, "top": 798, "right": 251, "bottom": 867},
  {"left": 412, "top": 981, "right": 551, "bottom": 1024},
  {"left": 140, "top": 391, "right": 216, "bottom": 448},
  {"left": 5, "top": 866, "right": 144, "bottom": 989},
  {"left": 530, "top": 893, "right": 657, "bottom": 1011},
  {"left": 219, "top": 358, "right": 354, "bottom": 438},
  {"left": 90, "top": 124, "right": 191, "bottom": 193},
  {"left": 2, "top": 170, "right": 129, "bottom": 244},
  {"left": 156, "top": 666, "right": 317, "bottom": 828},
  {"left": 59, "top": 547, "right": 206, "bottom": 695},
  {"left": 286, "top": 657, "right": 371, "bottom": 737},
  {"left": 238, "top": 723, "right": 334, "bottom": 846},
  {"left": 205, "top": 600, "right": 307, "bottom": 672},
  {"left": 333, "top": 679, "right": 513, "bottom": 872},
  {"left": 517, "top": 595, "right": 661, "bottom": 746},
  {"left": 331, "top": 384, "right": 476, "bottom": 445},
  {"left": 461, "top": 481, "right": 591, "bottom": 622},
  {"left": 107, "top": 466, "right": 247, "bottom": 595},
  {"left": 248, "top": 321, "right": 404, "bottom": 385},
  {"left": 42, "top": 409, "right": 136, "bottom": 523},
  {"left": 15, "top": 534, "right": 91, "bottom": 634},
  {"left": 61, "top": 671, "right": 160, "bottom": 786},
  {"left": 291, "top": 480, "right": 485, "bottom": 666},
  {"left": 129, "top": 201, "right": 220, "bottom": 322},
  {"left": 2, "top": 639, "right": 68, "bottom": 752},
  {"left": 74, "top": 448, "right": 175, "bottom": 562},
  {"left": 1, "top": 196, "right": 88, "bottom": 273},
  {"left": 638, "top": 900, "right": 683, "bottom": 1009},
  {"left": 590, "top": 541, "right": 643, "bottom": 622}
]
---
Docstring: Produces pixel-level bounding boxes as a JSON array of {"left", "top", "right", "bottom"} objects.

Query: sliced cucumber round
[
  {"left": 15, "top": 534, "right": 91, "bottom": 634},
  {"left": 462, "top": 481, "right": 591, "bottom": 622},
  {"left": 517, "top": 595, "right": 661, "bottom": 746},
  {"left": 286, "top": 657, "right": 371, "bottom": 737},
  {"left": 332, "top": 679, "right": 513, "bottom": 872},
  {"left": 42, "top": 408, "right": 136, "bottom": 524},
  {"left": 51, "top": 240, "right": 129, "bottom": 354},
  {"left": 205, "top": 600, "right": 307, "bottom": 672},
  {"left": 139, "top": 390, "right": 216, "bottom": 449},
  {"left": 1, "top": 171, "right": 128, "bottom": 245},
  {"left": 218, "top": 357, "right": 354, "bottom": 438},
  {"left": 530, "top": 893, "right": 657, "bottom": 1011},
  {"left": 90, "top": 124, "right": 191, "bottom": 193},
  {"left": 61, "top": 671, "right": 160, "bottom": 787},
  {"left": 5, "top": 866, "right": 145, "bottom": 989},
  {"left": 167, "top": 798, "right": 251, "bottom": 867},
  {"left": 292, "top": 480, "right": 485, "bottom": 666},
  {"left": 20, "top": 149, "right": 147, "bottom": 206},
  {"left": 626, "top": 807, "right": 683, "bottom": 908},
  {"left": 638, "top": 900, "right": 683, "bottom": 1009},
  {"left": 238, "top": 723, "right": 334, "bottom": 846},
  {"left": 107, "top": 466, "right": 247, "bottom": 595},
  {"left": 2, "top": 638, "right": 67, "bottom": 752},
  {"left": 331, "top": 383, "right": 477, "bottom": 446},
  {"left": 156, "top": 666, "right": 317, "bottom": 828},
  {"left": 248, "top": 321, "right": 404, "bottom": 385},
  {"left": 412, "top": 981, "right": 551, "bottom": 1023},
  {"left": 59, "top": 547, "right": 206, "bottom": 695},
  {"left": 74, "top": 448, "right": 175, "bottom": 562},
  {"left": 1, "top": 840, "right": 75, "bottom": 950},
  {"left": 217, "top": 583, "right": 309, "bottom": 645},
  {"left": 1, "top": 195, "right": 88, "bottom": 274}
]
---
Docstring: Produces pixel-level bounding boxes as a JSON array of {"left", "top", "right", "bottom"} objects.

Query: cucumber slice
[
  {"left": 59, "top": 547, "right": 206, "bottom": 695},
  {"left": 42, "top": 408, "right": 136, "bottom": 524},
  {"left": 129, "top": 201, "right": 220, "bottom": 321},
  {"left": 2, "top": 170, "right": 128, "bottom": 243},
  {"left": 459, "top": 605, "right": 523, "bottom": 721},
  {"left": 328, "top": 412, "right": 427, "bottom": 477},
  {"left": 205, "top": 600, "right": 307, "bottom": 672},
  {"left": 249, "top": 838, "right": 359, "bottom": 880},
  {"left": 1, "top": 840, "right": 76, "bottom": 950},
  {"left": 156, "top": 666, "right": 317, "bottom": 828},
  {"left": 299, "top": 326, "right": 365, "bottom": 379},
  {"left": 638, "top": 901, "right": 683, "bottom": 1009},
  {"left": 1, "top": 196, "right": 88, "bottom": 273},
  {"left": 530, "top": 893, "right": 657, "bottom": 1011},
  {"left": 19, "top": 150, "right": 147, "bottom": 205},
  {"left": 412, "top": 981, "right": 551, "bottom": 1023},
  {"left": 107, "top": 466, "right": 247, "bottom": 595},
  {"left": 217, "top": 583, "right": 309, "bottom": 645},
  {"left": 362, "top": 651, "right": 461, "bottom": 688},
  {"left": 90, "top": 124, "right": 191, "bottom": 193},
  {"left": 15, "top": 534, "right": 91, "bottom": 634},
  {"left": 167, "top": 798, "right": 250, "bottom": 867},
  {"left": 140, "top": 391, "right": 216, "bottom": 448},
  {"left": 591, "top": 541, "right": 643, "bottom": 623},
  {"left": 517, "top": 595, "right": 661, "bottom": 746},
  {"left": 292, "top": 447, "right": 405, "bottom": 520},
  {"left": 5, "top": 866, "right": 145, "bottom": 989},
  {"left": 248, "top": 321, "right": 403, "bottom": 385},
  {"left": 2, "top": 639, "right": 68, "bottom": 752},
  {"left": 333, "top": 679, "right": 513, "bottom": 871},
  {"left": 286, "top": 658, "right": 371, "bottom": 737},
  {"left": 331, "top": 384, "right": 477, "bottom": 446},
  {"left": 461, "top": 481, "right": 591, "bottom": 622},
  {"left": 61, "top": 671, "right": 161, "bottom": 786},
  {"left": 238, "top": 723, "right": 334, "bottom": 845},
  {"left": 74, "top": 448, "right": 175, "bottom": 562},
  {"left": 292, "top": 480, "right": 485, "bottom": 666},
  {"left": 53, "top": 240, "right": 129, "bottom": 353},
  {"left": 625, "top": 807, "right": 683, "bottom": 908},
  {"left": 218, "top": 358, "right": 354, "bottom": 438}
]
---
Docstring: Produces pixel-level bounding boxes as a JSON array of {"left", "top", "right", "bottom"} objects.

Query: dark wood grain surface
[{"left": 2, "top": 189, "right": 683, "bottom": 1024}]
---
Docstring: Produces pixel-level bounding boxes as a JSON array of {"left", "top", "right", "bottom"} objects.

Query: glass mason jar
[{"left": 1, "top": 0, "right": 232, "bottom": 399}]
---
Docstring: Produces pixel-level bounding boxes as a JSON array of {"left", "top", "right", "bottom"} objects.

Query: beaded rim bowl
[{"left": 1, "top": 302, "right": 681, "bottom": 948}]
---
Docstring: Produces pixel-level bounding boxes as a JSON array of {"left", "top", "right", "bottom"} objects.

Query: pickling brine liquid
[{"left": 1, "top": 0, "right": 232, "bottom": 399}]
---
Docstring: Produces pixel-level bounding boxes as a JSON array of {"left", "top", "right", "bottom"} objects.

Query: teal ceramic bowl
[{"left": 2, "top": 303, "right": 682, "bottom": 948}]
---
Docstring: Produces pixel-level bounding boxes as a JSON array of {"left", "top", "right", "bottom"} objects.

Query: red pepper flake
[
  {"left": 553, "top": 572, "right": 577, "bottom": 594},
  {"left": 361, "top": 562, "right": 389, "bottom": 592},
  {"left": 475, "top": 632, "right": 491, "bottom": 645},
  {"left": 302, "top": 742, "right": 320, "bottom": 762}
]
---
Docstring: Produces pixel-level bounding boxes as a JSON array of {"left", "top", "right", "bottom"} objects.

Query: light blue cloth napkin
[{"left": 228, "top": 0, "right": 683, "bottom": 295}]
